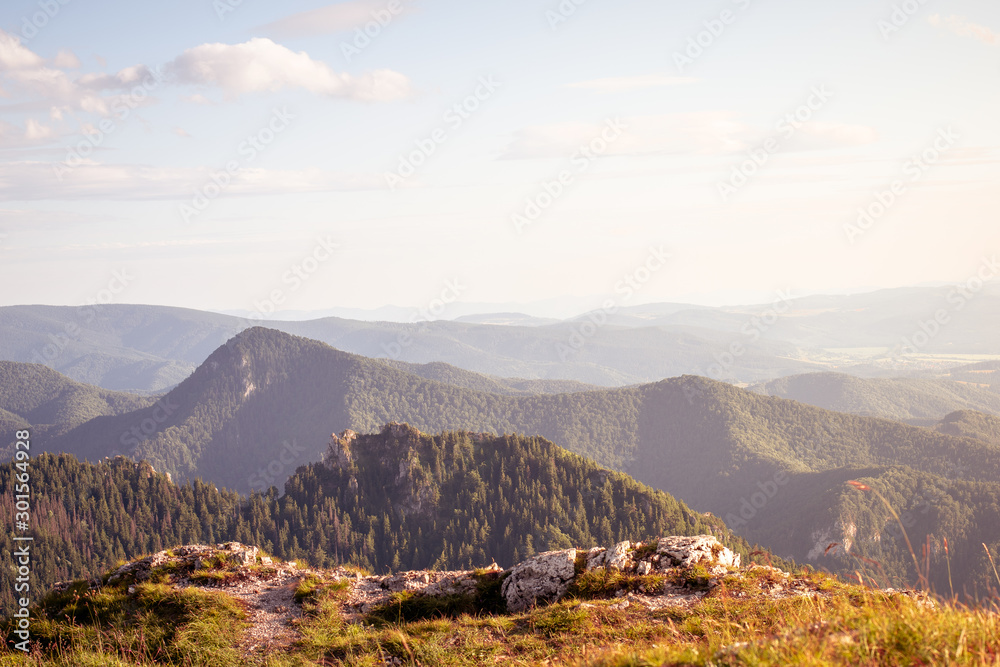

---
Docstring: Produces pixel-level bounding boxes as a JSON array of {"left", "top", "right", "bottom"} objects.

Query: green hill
[
  {"left": 632, "top": 376, "right": 1000, "bottom": 591},
  {"left": 933, "top": 410, "right": 1000, "bottom": 447},
  {"left": 42, "top": 328, "right": 647, "bottom": 493},
  {"left": 750, "top": 372, "right": 1000, "bottom": 424},
  {"left": 0, "top": 361, "right": 152, "bottom": 460}
]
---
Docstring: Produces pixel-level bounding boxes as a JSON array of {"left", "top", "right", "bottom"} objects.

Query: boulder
[
  {"left": 501, "top": 549, "right": 577, "bottom": 612},
  {"left": 585, "top": 547, "right": 607, "bottom": 571},
  {"left": 657, "top": 535, "right": 740, "bottom": 572},
  {"left": 220, "top": 542, "right": 259, "bottom": 566},
  {"left": 606, "top": 541, "right": 633, "bottom": 571}
]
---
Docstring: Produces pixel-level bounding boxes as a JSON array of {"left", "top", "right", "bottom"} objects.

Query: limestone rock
[
  {"left": 657, "top": 535, "right": 740, "bottom": 573},
  {"left": 220, "top": 542, "right": 259, "bottom": 566},
  {"left": 327, "top": 430, "right": 357, "bottom": 468},
  {"left": 585, "top": 547, "right": 607, "bottom": 571},
  {"left": 606, "top": 541, "right": 633, "bottom": 571},
  {"left": 501, "top": 549, "right": 577, "bottom": 612}
]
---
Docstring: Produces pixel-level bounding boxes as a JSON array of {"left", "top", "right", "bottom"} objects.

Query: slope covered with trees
[
  {"left": 0, "top": 362, "right": 152, "bottom": 460},
  {"left": 750, "top": 372, "right": 1000, "bottom": 423},
  {"left": 933, "top": 410, "right": 1000, "bottom": 447},
  {"left": 0, "top": 425, "right": 751, "bottom": 616},
  {"left": 43, "top": 328, "right": 645, "bottom": 492}
]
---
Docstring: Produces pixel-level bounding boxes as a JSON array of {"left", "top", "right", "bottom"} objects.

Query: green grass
[
  {"left": 1, "top": 579, "right": 247, "bottom": 666},
  {"left": 567, "top": 569, "right": 668, "bottom": 599},
  {"left": 366, "top": 571, "right": 508, "bottom": 624},
  {"left": 4, "top": 566, "right": 999, "bottom": 666}
]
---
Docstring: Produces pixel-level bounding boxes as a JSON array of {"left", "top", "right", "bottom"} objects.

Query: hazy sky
[{"left": 1, "top": 0, "right": 998, "bottom": 316}]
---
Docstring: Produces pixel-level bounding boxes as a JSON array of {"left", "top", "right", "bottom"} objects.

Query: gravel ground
[{"left": 192, "top": 564, "right": 309, "bottom": 656}]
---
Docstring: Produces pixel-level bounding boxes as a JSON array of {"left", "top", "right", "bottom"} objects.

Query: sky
[{"left": 0, "top": 0, "right": 998, "bottom": 319}]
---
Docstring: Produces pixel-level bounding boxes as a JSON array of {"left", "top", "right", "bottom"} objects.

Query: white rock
[
  {"left": 501, "top": 549, "right": 577, "bottom": 613},
  {"left": 606, "top": 541, "right": 633, "bottom": 571},
  {"left": 656, "top": 535, "right": 740, "bottom": 572},
  {"left": 585, "top": 547, "right": 607, "bottom": 571}
]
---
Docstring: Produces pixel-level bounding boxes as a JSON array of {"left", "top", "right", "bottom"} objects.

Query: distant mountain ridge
[
  {"left": 12, "top": 286, "right": 1000, "bottom": 394},
  {"left": 750, "top": 372, "right": 1000, "bottom": 424}
]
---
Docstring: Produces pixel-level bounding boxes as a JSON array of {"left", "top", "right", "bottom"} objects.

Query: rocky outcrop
[
  {"left": 326, "top": 429, "right": 357, "bottom": 469},
  {"left": 657, "top": 535, "right": 741, "bottom": 573},
  {"left": 384, "top": 422, "right": 421, "bottom": 440},
  {"left": 501, "top": 549, "right": 578, "bottom": 612},
  {"left": 50, "top": 535, "right": 837, "bottom": 638},
  {"left": 345, "top": 563, "right": 504, "bottom": 615},
  {"left": 605, "top": 540, "right": 634, "bottom": 571}
]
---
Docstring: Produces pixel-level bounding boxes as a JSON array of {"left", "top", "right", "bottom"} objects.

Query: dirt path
[{"left": 194, "top": 566, "right": 307, "bottom": 656}]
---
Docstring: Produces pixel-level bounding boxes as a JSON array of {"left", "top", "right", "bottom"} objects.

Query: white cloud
[
  {"left": 2, "top": 29, "right": 404, "bottom": 135},
  {"left": 0, "top": 31, "right": 44, "bottom": 70},
  {"left": 0, "top": 118, "right": 57, "bottom": 148},
  {"left": 167, "top": 37, "right": 414, "bottom": 101},
  {"left": 0, "top": 30, "right": 162, "bottom": 116},
  {"left": 172, "top": 127, "right": 192, "bottom": 138},
  {"left": 261, "top": 0, "right": 413, "bottom": 38},
  {"left": 24, "top": 117, "right": 55, "bottom": 141},
  {"left": 78, "top": 64, "right": 159, "bottom": 90},
  {"left": 565, "top": 74, "right": 699, "bottom": 94},
  {"left": 52, "top": 49, "right": 81, "bottom": 69},
  {"left": 0, "top": 161, "right": 385, "bottom": 200},
  {"left": 929, "top": 15, "right": 997, "bottom": 44}
]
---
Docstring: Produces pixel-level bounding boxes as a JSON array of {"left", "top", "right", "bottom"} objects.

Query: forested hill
[
  {"left": 631, "top": 376, "right": 1000, "bottom": 593},
  {"left": 0, "top": 425, "right": 754, "bottom": 616},
  {"left": 43, "top": 327, "right": 646, "bottom": 493},
  {"left": 633, "top": 375, "right": 1000, "bottom": 512},
  {"left": 750, "top": 372, "right": 1000, "bottom": 423},
  {"left": 933, "top": 409, "right": 1000, "bottom": 447},
  {"left": 0, "top": 361, "right": 152, "bottom": 460}
]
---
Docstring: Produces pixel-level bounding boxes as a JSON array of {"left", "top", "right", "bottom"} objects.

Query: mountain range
[{"left": 5, "top": 326, "right": 1000, "bottom": 594}]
